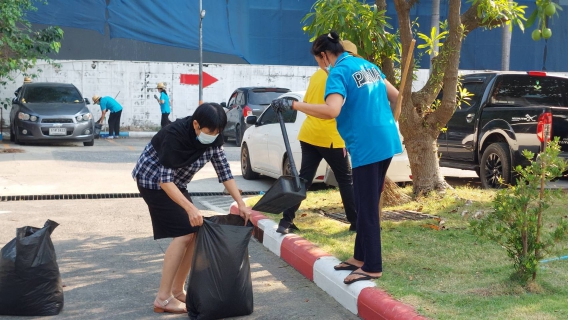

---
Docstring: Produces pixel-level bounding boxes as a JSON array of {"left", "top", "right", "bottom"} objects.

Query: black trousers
[
  {"left": 352, "top": 157, "right": 391, "bottom": 273},
  {"left": 161, "top": 113, "right": 171, "bottom": 128},
  {"left": 108, "top": 110, "right": 122, "bottom": 136},
  {"left": 281, "top": 141, "right": 357, "bottom": 226}
]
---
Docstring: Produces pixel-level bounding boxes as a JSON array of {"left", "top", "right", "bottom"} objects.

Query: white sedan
[
  {"left": 240, "top": 91, "right": 412, "bottom": 184},
  {"left": 240, "top": 91, "right": 328, "bottom": 182}
]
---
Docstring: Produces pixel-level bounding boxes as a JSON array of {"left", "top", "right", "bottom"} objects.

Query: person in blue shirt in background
[
  {"left": 155, "top": 82, "right": 172, "bottom": 128},
  {"left": 271, "top": 31, "right": 402, "bottom": 285},
  {"left": 93, "top": 95, "right": 123, "bottom": 139}
]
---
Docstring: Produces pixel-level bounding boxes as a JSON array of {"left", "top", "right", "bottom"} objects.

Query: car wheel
[
  {"left": 83, "top": 139, "right": 94, "bottom": 147},
  {"left": 235, "top": 125, "right": 242, "bottom": 146},
  {"left": 480, "top": 142, "right": 511, "bottom": 189},
  {"left": 9, "top": 124, "right": 15, "bottom": 142},
  {"left": 283, "top": 157, "right": 292, "bottom": 177},
  {"left": 241, "top": 143, "right": 259, "bottom": 180},
  {"left": 14, "top": 129, "right": 23, "bottom": 145}
]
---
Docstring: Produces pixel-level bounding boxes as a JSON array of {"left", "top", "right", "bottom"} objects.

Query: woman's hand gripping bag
[
  {"left": 0, "top": 220, "right": 64, "bottom": 316},
  {"left": 187, "top": 215, "right": 253, "bottom": 320}
]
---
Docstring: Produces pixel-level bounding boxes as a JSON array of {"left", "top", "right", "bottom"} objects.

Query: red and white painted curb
[{"left": 230, "top": 202, "right": 427, "bottom": 319}]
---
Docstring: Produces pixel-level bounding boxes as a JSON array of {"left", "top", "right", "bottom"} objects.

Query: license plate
[{"left": 49, "top": 128, "right": 67, "bottom": 135}]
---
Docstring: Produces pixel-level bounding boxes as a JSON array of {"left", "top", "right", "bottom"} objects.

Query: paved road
[
  {"left": 0, "top": 138, "right": 358, "bottom": 319},
  {"left": 0, "top": 138, "right": 274, "bottom": 196},
  {"left": 0, "top": 198, "right": 357, "bottom": 320}
]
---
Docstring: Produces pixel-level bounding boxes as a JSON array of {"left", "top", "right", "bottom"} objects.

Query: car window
[
  {"left": 236, "top": 92, "right": 245, "bottom": 105},
  {"left": 248, "top": 89, "right": 290, "bottom": 105},
  {"left": 228, "top": 93, "right": 237, "bottom": 107},
  {"left": 23, "top": 86, "right": 83, "bottom": 103},
  {"left": 491, "top": 75, "right": 568, "bottom": 106},
  {"left": 436, "top": 78, "right": 486, "bottom": 110},
  {"left": 257, "top": 98, "right": 297, "bottom": 125},
  {"left": 460, "top": 81, "right": 485, "bottom": 109}
]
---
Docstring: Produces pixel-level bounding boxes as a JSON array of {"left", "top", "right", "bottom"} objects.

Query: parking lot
[
  {"left": 0, "top": 138, "right": 272, "bottom": 197},
  {"left": 0, "top": 137, "right": 359, "bottom": 320}
]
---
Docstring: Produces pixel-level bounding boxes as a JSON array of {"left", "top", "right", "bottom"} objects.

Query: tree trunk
[{"left": 404, "top": 133, "right": 449, "bottom": 195}]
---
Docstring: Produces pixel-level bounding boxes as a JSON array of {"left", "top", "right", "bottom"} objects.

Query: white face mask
[{"left": 197, "top": 131, "right": 219, "bottom": 144}]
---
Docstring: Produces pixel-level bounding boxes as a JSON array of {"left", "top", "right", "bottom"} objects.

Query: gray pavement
[
  {"left": 0, "top": 138, "right": 274, "bottom": 196},
  {"left": 1, "top": 138, "right": 357, "bottom": 319},
  {"left": 0, "top": 198, "right": 357, "bottom": 319}
]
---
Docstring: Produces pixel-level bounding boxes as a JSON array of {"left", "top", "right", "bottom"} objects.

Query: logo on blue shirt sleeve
[{"left": 352, "top": 68, "right": 382, "bottom": 88}]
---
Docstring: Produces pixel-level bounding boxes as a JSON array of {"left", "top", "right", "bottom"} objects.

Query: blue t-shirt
[
  {"left": 159, "top": 91, "right": 171, "bottom": 113},
  {"left": 324, "top": 52, "right": 402, "bottom": 168},
  {"left": 99, "top": 97, "right": 123, "bottom": 113}
]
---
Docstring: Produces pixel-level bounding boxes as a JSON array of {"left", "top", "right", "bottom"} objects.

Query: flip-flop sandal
[
  {"left": 333, "top": 261, "right": 359, "bottom": 271},
  {"left": 343, "top": 271, "right": 380, "bottom": 285}
]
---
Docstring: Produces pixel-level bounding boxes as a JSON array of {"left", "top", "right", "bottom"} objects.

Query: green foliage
[
  {"left": 0, "top": 0, "right": 64, "bottom": 108},
  {"left": 468, "top": 0, "right": 528, "bottom": 31},
  {"left": 417, "top": 26, "right": 448, "bottom": 56},
  {"left": 526, "top": 0, "right": 563, "bottom": 41},
  {"left": 471, "top": 138, "right": 568, "bottom": 284},
  {"left": 301, "top": 0, "right": 399, "bottom": 66}
]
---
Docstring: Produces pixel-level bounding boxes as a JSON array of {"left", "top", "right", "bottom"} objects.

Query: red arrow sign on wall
[{"left": 180, "top": 72, "right": 218, "bottom": 88}]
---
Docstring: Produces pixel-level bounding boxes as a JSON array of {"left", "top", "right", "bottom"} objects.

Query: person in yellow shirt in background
[{"left": 277, "top": 40, "right": 360, "bottom": 235}]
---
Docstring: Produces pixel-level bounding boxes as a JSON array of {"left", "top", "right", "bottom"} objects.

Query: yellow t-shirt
[{"left": 297, "top": 69, "right": 345, "bottom": 148}]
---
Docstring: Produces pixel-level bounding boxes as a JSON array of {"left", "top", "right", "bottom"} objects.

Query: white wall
[
  {"left": 2, "top": 60, "right": 319, "bottom": 129},
  {"left": 3, "top": 60, "right": 568, "bottom": 129}
]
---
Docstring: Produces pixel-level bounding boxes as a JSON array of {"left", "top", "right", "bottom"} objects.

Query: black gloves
[{"left": 271, "top": 98, "right": 294, "bottom": 113}]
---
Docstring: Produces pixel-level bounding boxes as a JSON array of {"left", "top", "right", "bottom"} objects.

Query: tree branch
[
  {"left": 424, "top": 0, "right": 464, "bottom": 137},
  {"left": 461, "top": 3, "right": 510, "bottom": 36}
]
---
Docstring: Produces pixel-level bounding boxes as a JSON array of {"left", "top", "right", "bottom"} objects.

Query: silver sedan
[{"left": 9, "top": 83, "right": 95, "bottom": 146}]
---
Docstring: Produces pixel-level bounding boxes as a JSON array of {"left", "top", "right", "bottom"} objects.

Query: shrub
[{"left": 471, "top": 138, "right": 568, "bottom": 284}]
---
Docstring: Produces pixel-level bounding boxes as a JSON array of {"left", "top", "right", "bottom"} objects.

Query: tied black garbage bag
[
  {"left": 0, "top": 219, "right": 64, "bottom": 316},
  {"left": 187, "top": 215, "right": 254, "bottom": 320}
]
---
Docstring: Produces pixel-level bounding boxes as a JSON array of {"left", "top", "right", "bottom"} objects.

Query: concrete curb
[
  {"left": 99, "top": 131, "right": 157, "bottom": 138},
  {"left": 0, "top": 131, "right": 157, "bottom": 140},
  {"left": 230, "top": 202, "right": 427, "bottom": 320}
]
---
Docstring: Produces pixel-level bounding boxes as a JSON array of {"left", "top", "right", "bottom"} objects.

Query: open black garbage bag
[
  {"left": 0, "top": 219, "right": 64, "bottom": 316},
  {"left": 187, "top": 215, "right": 254, "bottom": 320}
]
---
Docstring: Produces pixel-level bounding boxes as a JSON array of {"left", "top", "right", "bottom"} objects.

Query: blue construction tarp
[
  {"left": 26, "top": 0, "right": 106, "bottom": 34},
  {"left": 107, "top": 0, "right": 243, "bottom": 58},
  {"left": 25, "top": 0, "right": 568, "bottom": 71}
]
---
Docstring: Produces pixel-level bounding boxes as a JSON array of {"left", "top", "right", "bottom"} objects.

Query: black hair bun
[{"left": 328, "top": 31, "right": 340, "bottom": 43}]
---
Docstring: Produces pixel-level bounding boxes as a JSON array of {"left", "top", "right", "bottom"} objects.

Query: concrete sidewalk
[{"left": 0, "top": 198, "right": 357, "bottom": 320}]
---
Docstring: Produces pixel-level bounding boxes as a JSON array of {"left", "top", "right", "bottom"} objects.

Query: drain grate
[{"left": 0, "top": 191, "right": 262, "bottom": 202}]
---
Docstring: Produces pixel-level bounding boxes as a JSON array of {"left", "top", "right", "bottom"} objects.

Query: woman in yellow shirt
[{"left": 277, "top": 41, "right": 358, "bottom": 234}]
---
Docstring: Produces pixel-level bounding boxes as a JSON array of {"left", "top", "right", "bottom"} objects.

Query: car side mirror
[
  {"left": 246, "top": 115, "right": 257, "bottom": 125},
  {"left": 220, "top": 102, "right": 227, "bottom": 108},
  {"left": 84, "top": 98, "right": 90, "bottom": 105}
]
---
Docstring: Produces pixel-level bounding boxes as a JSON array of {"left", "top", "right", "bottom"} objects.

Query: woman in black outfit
[{"left": 132, "top": 103, "right": 251, "bottom": 314}]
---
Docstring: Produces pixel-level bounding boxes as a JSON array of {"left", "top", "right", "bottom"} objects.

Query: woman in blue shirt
[
  {"left": 156, "top": 82, "right": 172, "bottom": 128},
  {"left": 271, "top": 31, "right": 401, "bottom": 285},
  {"left": 93, "top": 95, "right": 123, "bottom": 138}
]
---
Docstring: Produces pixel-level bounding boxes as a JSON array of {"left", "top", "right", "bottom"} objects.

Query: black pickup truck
[{"left": 438, "top": 71, "right": 568, "bottom": 188}]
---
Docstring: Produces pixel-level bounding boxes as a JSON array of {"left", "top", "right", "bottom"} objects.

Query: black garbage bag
[
  {"left": 187, "top": 215, "right": 254, "bottom": 320},
  {"left": 0, "top": 219, "right": 64, "bottom": 316},
  {"left": 94, "top": 123, "right": 102, "bottom": 139}
]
